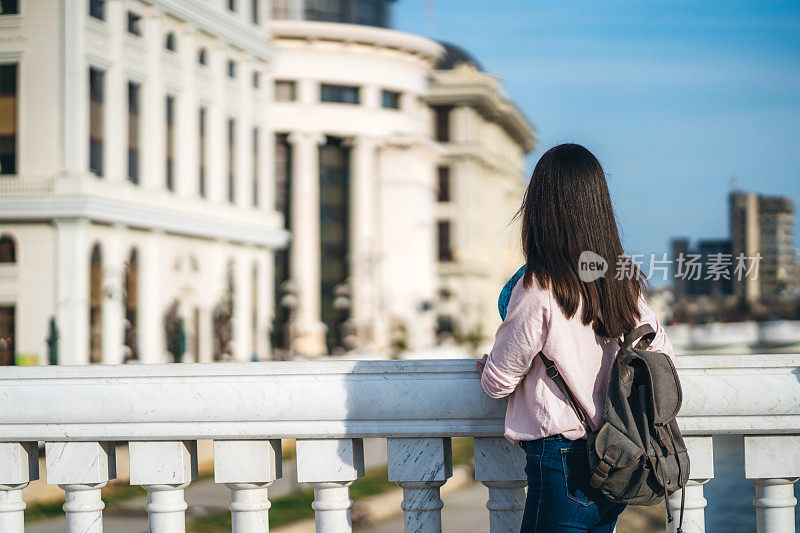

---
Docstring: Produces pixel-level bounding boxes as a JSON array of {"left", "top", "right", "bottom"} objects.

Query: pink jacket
[{"left": 480, "top": 275, "right": 674, "bottom": 443}]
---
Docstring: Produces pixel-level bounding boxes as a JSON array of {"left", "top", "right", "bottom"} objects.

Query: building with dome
[{"left": 269, "top": 4, "right": 535, "bottom": 356}]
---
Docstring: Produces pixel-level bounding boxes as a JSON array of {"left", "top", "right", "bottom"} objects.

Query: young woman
[{"left": 476, "top": 144, "right": 674, "bottom": 532}]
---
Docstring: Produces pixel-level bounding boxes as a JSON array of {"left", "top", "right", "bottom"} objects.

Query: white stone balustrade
[
  {"left": 297, "top": 438, "right": 365, "bottom": 532},
  {"left": 45, "top": 441, "right": 116, "bottom": 533},
  {"left": 0, "top": 442, "right": 38, "bottom": 533},
  {"left": 0, "top": 355, "right": 798, "bottom": 533},
  {"left": 129, "top": 440, "right": 198, "bottom": 532},
  {"left": 388, "top": 437, "right": 453, "bottom": 533},
  {"left": 473, "top": 437, "right": 527, "bottom": 532},
  {"left": 214, "top": 439, "right": 282, "bottom": 533}
]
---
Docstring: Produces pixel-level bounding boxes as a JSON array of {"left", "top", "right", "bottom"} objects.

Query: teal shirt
[{"left": 498, "top": 265, "right": 526, "bottom": 321}]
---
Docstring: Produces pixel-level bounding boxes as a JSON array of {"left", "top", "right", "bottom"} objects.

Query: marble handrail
[{"left": 1, "top": 354, "right": 799, "bottom": 533}]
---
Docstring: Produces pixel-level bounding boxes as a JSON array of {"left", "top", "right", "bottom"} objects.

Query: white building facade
[
  {"left": 0, "top": 0, "right": 533, "bottom": 365},
  {"left": 0, "top": 0, "right": 287, "bottom": 365},
  {"left": 269, "top": 15, "right": 443, "bottom": 356},
  {"left": 429, "top": 48, "right": 536, "bottom": 342}
]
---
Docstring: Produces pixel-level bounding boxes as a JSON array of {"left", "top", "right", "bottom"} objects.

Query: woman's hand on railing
[{"left": 476, "top": 354, "right": 488, "bottom": 375}]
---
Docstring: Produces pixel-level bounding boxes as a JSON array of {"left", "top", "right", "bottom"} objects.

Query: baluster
[
  {"left": 388, "top": 437, "right": 453, "bottom": 533},
  {"left": 667, "top": 436, "right": 714, "bottom": 533},
  {"left": 744, "top": 435, "right": 800, "bottom": 533},
  {"left": 214, "top": 440, "right": 282, "bottom": 533},
  {"left": 0, "top": 442, "right": 39, "bottom": 533},
  {"left": 45, "top": 441, "right": 116, "bottom": 533},
  {"left": 129, "top": 440, "right": 198, "bottom": 533},
  {"left": 296, "top": 438, "right": 365, "bottom": 533},
  {"left": 473, "top": 437, "right": 526, "bottom": 533}
]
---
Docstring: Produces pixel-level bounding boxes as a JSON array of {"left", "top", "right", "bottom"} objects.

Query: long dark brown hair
[{"left": 520, "top": 143, "right": 644, "bottom": 339}]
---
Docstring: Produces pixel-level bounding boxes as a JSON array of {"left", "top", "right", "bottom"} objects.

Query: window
[
  {"left": 165, "top": 95, "right": 175, "bottom": 191},
  {"left": 437, "top": 166, "right": 450, "bottom": 202},
  {"left": 318, "top": 136, "right": 351, "bottom": 349},
  {"left": 251, "top": 0, "right": 259, "bottom": 23},
  {"left": 274, "top": 133, "right": 292, "bottom": 221},
  {"left": 127, "top": 82, "right": 140, "bottom": 184},
  {"left": 228, "top": 0, "right": 236, "bottom": 12},
  {"left": 438, "top": 221, "right": 453, "bottom": 262},
  {"left": 275, "top": 80, "right": 296, "bottom": 102},
  {"left": 127, "top": 11, "right": 142, "bottom": 36},
  {"left": 320, "top": 83, "right": 359, "bottom": 105},
  {"left": 124, "top": 249, "right": 139, "bottom": 362},
  {"left": 89, "top": 68, "right": 104, "bottom": 177},
  {"left": 89, "top": 244, "right": 103, "bottom": 364},
  {"left": 306, "top": 0, "right": 347, "bottom": 22},
  {"left": 355, "top": 0, "right": 382, "bottom": 25},
  {"left": 89, "top": 0, "right": 105, "bottom": 20},
  {"left": 252, "top": 127, "right": 259, "bottom": 207},
  {"left": 1, "top": 0, "right": 19, "bottom": 15},
  {"left": 164, "top": 32, "right": 176, "bottom": 52},
  {"left": 302, "top": 0, "right": 389, "bottom": 26},
  {"left": 0, "top": 63, "right": 17, "bottom": 175},
  {"left": 0, "top": 235, "right": 15, "bottom": 263},
  {"left": 227, "top": 60, "right": 236, "bottom": 78},
  {"left": 198, "top": 107, "right": 206, "bottom": 198},
  {"left": 433, "top": 106, "right": 452, "bottom": 142},
  {"left": 197, "top": 48, "right": 208, "bottom": 66},
  {"left": 252, "top": 71, "right": 260, "bottom": 89},
  {"left": 0, "top": 305, "right": 14, "bottom": 366},
  {"left": 227, "top": 118, "right": 235, "bottom": 203},
  {"left": 381, "top": 89, "right": 400, "bottom": 110}
]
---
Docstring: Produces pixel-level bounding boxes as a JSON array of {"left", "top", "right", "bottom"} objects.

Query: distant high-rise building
[
  {"left": 671, "top": 238, "right": 690, "bottom": 298},
  {"left": 729, "top": 191, "right": 796, "bottom": 305},
  {"left": 670, "top": 238, "right": 733, "bottom": 298}
]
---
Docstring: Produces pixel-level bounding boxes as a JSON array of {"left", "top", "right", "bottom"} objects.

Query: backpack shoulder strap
[
  {"left": 618, "top": 323, "right": 656, "bottom": 353},
  {"left": 539, "top": 352, "right": 593, "bottom": 434}
]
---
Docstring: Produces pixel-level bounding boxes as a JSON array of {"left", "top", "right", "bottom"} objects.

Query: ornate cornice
[{"left": 0, "top": 195, "right": 289, "bottom": 249}]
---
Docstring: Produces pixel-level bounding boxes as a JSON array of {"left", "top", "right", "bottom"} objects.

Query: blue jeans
[{"left": 519, "top": 435, "right": 626, "bottom": 532}]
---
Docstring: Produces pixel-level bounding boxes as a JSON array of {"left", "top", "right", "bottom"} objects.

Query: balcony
[{"left": 1, "top": 355, "right": 799, "bottom": 533}]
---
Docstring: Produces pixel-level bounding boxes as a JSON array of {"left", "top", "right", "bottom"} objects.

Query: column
[
  {"left": 0, "top": 442, "right": 38, "bottom": 533},
  {"left": 55, "top": 218, "right": 89, "bottom": 365},
  {"left": 142, "top": 7, "right": 165, "bottom": 191},
  {"left": 236, "top": 61, "right": 251, "bottom": 209},
  {"left": 45, "top": 442, "right": 116, "bottom": 533},
  {"left": 296, "top": 438, "right": 365, "bottom": 532},
  {"left": 129, "top": 441, "right": 198, "bottom": 532},
  {"left": 289, "top": 0, "right": 304, "bottom": 19},
  {"left": 62, "top": 0, "right": 87, "bottom": 174},
  {"left": 744, "top": 435, "right": 800, "bottom": 533},
  {"left": 350, "top": 136, "right": 378, "bottom": 351},
  {"left": 198, "top": 304, "right": 214, "bottom": 363},
  {"left": 254, "top": 252, "right": 272, "bottom": 360},
  {"left": 257, "top": 111, "right": 272, "bottom": 213},
  {"left": 208, "top": 42, "right": 227, "bottom": 204},
  {"left": 102, "top": 225, "right": 125, "bottom": 364},
  {"left": 214, "top": 440, "right": 282, "bottom": 532},
  {"left": 139, "top": 230, "right": 165, "bottom": 363},
  {"left": 473, "top": 437, "right": 526, "bottom": 533},
  {"left": 232, "top": 255, "right": 252, "bottom": 362},
  {"left": 667, "top": 436, "right": 713, "bottom": 533},
  {"left": 288, "top": 131, "right": 327, "bottom": 356},
  {"left": 178, "top": 25, "right": 198, "bottom": 198},
  {"left": 388, "top": 437, "right": 453, "bottom": 533},
  {"left": 104, "top": 0, "right": 125, "bottom": 182}
]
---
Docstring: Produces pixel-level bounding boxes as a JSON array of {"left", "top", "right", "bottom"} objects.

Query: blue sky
[{"left": 395, "top": 0, "right": 800, "bottom": 261}]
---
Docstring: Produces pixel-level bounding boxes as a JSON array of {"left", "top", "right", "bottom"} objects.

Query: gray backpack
[{"left": 540, "top": 323, "right": 690, "bottom": 531}]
